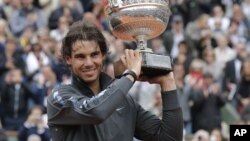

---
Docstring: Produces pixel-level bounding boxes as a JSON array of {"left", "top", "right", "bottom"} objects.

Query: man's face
[{"left": 66, "top": 40, "right": 105, "bottom": 84}]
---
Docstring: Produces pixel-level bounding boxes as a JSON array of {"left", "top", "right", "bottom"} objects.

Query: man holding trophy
[{"left": 47, "top": 0, "right": 183, "bottom": 141}]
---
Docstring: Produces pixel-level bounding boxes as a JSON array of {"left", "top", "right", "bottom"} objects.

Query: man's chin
[{"left": 81, "top": 76, "right": 98, "bottom": 83}]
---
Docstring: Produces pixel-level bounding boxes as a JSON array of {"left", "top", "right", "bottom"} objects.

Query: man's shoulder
[
  {"left": 50, "top": 84, "right": 80, "bottom": 96},
  {"left": 48, "top": 84, "right": 82, "bottom": 103},
  {"left": 52, "top": 83, "right": 73, "bottom": 91}
]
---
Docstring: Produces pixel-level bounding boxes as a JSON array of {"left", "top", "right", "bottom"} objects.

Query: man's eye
[
  {"left": 92, "top": 52, "right": 100, "bottom": 57},
  {"left": 75, "top": 55, "right": 84, "bottom": 59}
]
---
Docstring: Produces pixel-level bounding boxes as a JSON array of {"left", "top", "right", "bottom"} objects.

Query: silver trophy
[{"left": 106, "top": 0, "right": 172, "bottom": 77}]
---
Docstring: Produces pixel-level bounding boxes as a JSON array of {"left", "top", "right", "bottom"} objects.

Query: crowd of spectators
[{"left": 0, "top": 0, "right": 250, "bottom": 141}]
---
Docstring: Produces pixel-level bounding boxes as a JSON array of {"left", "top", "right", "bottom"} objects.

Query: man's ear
[
  {"left": 101, "top": 54, "right": 107, "bottom": 70},
  {"left": 102, "top": 54, "right": 106, "bottom": 61},
  {"left": 65, "top": 56, "right": 72, "bottom": 66},
  {"left": 103, "top": 54, "right": 108, "bottom": 62}
]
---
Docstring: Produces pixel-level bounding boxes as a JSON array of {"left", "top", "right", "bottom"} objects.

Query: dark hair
[
  {"left": 61, "top": 21, "right": 108, "bottom": 61},
  {"left": 178, "top": 40, "right": 188, "bottom": 48},
  {"left": 31, "top": 43, "right": 42, "bottom": 52}
]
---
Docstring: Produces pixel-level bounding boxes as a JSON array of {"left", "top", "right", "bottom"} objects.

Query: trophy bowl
[{"left": 106, "top": 0, "right": 172, "bottom": 77}]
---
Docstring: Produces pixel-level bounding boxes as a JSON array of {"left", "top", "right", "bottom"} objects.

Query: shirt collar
[{"left": 71, "top": 72, "right": 113, "bottom": 97}]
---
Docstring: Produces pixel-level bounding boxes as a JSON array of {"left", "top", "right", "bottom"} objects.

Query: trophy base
[
  {"left": 141, "top": 51, "right": 172, "bottom": 76},
  {"left": 113, "top": 51, "right": 172, "bottom": 78}
]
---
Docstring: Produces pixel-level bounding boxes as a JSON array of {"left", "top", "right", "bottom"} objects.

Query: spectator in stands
[
  {"left": 185, "top": 14, "right": 210, "bottom": 45},
  {"left": 67, "top": 0, "right": 84, "bottom": 14},
  {"left": 129, "top": 81, "right": 161, "bottom": 117},
  {"left": 48, "top": 0, "right": 81, "bottom": 29},
  {"left": 208, "top": 5, "right": 230, "bottom": 34},
  {"left": 1, "top": 68, "right": 44, "bottom": 130},
  {"left": 36, "top": 28, "right": 56, "bottom": 58},
  {"left": 38, "top": 65, "right": 58, "bottom": 107},
  {"left": 148, "top": 88, "right": 163, "bottom": 118},
  {"left": 169, "top": 0, "right": 187, "bottom": 25},
  {"left": 82, "top": 12, "right": 104, "bottom": 31},
  {"left": 227, "top": 20, "right": 247, "bottom": 47},
  {"left": 9, "top": 0, "right": 47, "bottom": 36},
  {"left": 197, "top": 28, "right": 217, "bottom": 58},
  {"left": 79, "top": 0, "right": 95, "bottom": 12},
  {"left": 214, "top": 34, "right": 236, "bottom": 67},
  {"left": 184, "top": 0, "right": 206, "bottom": 22},
  {"left": 0, "top": 39, "right": 26, "bottom": 93},
  {"left": 190, "top": 72, "right": 226, "bottom": 133},
  {"left": 242, "top": 0, "right": 250, "bottom": 21},
  {"left": 237, "top": 59, "right": 250, "bottom": 113},
  {"left": 184, "top": 58, "right": 205, "bottom": 87},
  {"left": 231, "top": 3, "right": 250, "bottom": 42},
  {"left": 49, "top": 42, "right": 70, "bottom": 83},
  {"left": 0, "top": 38, "right": 26, "bottom": 73},
  {"left": 81, "top": 0, "right": 103, "bottom": 22},
  {"left": 19, "top": 26, "right": 35, "bottom": 47},
  {"left": 18, "top": 105, "right": 50, "bottom": 141},
  {"left": 174, "top": 63, "right": 192, "bottom": 134},
  {"left": 174, "top": 41, "right": 194, "bottom": 75},
  {"left": 0, "top": 0, "right": 21, "bottom": 20},
  {"left": 222, "top": 42, "right": 249, "bottom": 98},
  {"left": 25, "top": 43, "right": 50, "bottom": 76},
  {"left": 50, "top": 16, "right": 69, "bottom": 42},
  {"left": 211, "top": 17, "right": 227, "bottom": 39},
  {"left": 0, "top": 19, "right": 13, "bottom": 44},
  {"left": 150, "top": 37, "right": 167, "bottom": 55},
  {"left": 162, "top": 14, "right": 194, "bottom": 58},
  {"left": 202, "top": 47, "right": 223, "bottom": 83}
]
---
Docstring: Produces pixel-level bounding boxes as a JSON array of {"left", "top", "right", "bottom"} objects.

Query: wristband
[{"left": 122, "top": 69, "right": 137, "bottom": 82}]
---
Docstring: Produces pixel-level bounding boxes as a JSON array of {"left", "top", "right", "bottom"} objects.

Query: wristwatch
[{"left": 122, "top": 69, "right": 137, "bottom": 83}]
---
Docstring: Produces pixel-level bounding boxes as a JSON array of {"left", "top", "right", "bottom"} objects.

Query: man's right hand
[{"left": 120, "top": 49, "right": 142, "bottom": 78}]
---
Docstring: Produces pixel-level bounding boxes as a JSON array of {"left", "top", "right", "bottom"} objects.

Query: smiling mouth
[{"left": 82, "top": 69, "right": 96, "bottom": 73}]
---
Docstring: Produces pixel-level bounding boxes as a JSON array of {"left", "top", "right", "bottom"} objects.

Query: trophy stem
[{"left": 136, "top": 35, "right": 152, "bottom": 52}]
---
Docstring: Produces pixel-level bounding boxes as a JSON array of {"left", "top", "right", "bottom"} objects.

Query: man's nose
[{"left": 84, "top": 57, "right": 94, "bottom": 66}]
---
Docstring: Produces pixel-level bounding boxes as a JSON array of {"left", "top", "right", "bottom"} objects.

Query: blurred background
[{"left": 0, "top": 0, "right": 250, "bottom": 141}]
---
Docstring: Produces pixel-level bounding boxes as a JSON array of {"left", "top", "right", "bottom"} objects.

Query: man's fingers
[
  {"left": 125, "top": 49, "right": 137, "bottom": 59},
  {"left": 134, "top": 50, "right": 141, "bottom": 59},
  {"left": 120, "top": 55, "right": 126, "bottom": 66},
  {"left": 125, "top": 49, "right": 131, "bottom": 59}
]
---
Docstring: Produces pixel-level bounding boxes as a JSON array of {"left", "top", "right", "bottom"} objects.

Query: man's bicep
[
  {"left": 133, "top": 91, "right": 183, "bottom": 141},
  {"left": 134, "top": 102, "right": 162, "bottom": 141}
]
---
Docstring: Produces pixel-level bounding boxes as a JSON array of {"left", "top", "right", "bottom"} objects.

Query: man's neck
[
  {"left": 88, "top": 80, "right": 101, "bottom": 96},
  {"left": 72, "top": 72, "right": 112, "bottom": 96}
]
